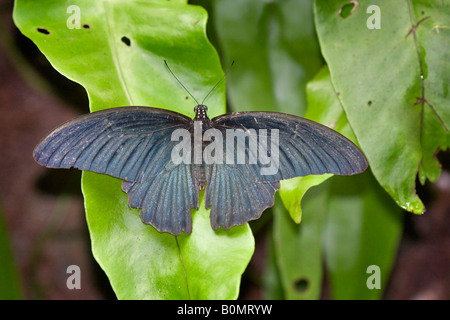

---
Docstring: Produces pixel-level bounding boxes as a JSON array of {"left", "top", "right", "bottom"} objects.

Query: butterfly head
[{"left": 194, "top": 105, "right": 209, "bottom": 120}]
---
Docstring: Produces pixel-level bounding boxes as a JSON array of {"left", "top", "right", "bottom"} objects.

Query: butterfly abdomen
[{"left": 194, "top": 164, "right": 207, "bottom": 190}]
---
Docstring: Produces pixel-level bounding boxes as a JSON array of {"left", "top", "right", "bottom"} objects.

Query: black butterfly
[{"left": 33, "top": 102, "right": 368, "bottom": 235}]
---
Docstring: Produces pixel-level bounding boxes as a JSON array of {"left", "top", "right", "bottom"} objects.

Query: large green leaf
[
  {"left": 14, "top": 0, "right": 254, "bottom": 299},
  {"left": 314, "top": 0, "right": 450, "bottom": 214}
]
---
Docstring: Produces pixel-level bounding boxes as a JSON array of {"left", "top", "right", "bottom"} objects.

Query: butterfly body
[{"left": 34, "top": 105, "right": 368, "bottom": 235}]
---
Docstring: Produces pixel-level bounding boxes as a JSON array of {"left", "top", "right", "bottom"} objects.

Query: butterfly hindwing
[
  {"left": 205, "top": 163, "right": 279, "bottom": 230},
  {"left": 121, "top": 163, "right": 199, "bottom": 235}
]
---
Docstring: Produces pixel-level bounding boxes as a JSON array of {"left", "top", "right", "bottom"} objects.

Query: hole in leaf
[
  {"left": 293, "top": 278, "right": 309, "bottom": 293},
  {"left": 37, "top": 28, "right": 50, "bottom": 35},
  {"left": 339, "top": 0, "right": 359, "bottom": 18},
  {"left": 121, "top": 36, "right": 131, "bottom": 46},
  {"left": 83, "top": 24, "right": 90, "bottom": 29}
]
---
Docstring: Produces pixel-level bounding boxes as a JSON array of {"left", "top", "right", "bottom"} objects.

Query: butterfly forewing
[
  {"left": 211, "top": 111, "right": 368, "bottom": 180},
  {"left": 34, "top": 106, "right": 199, "bottom": 235}
]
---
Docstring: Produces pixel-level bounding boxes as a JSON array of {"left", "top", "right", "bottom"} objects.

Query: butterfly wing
[
  {"left": 34, "top": 106, "right": 199, "bottom": 235},
  {"left": 211, "top": 111, "right": 368, "bottom": 180},
  {"left": 206, "top": 111, "right": 368, "bottom": 230},
  {"left": 121, "top": 162, "right": 199, "bottom": 235},
  {"left": 205, "top": 163, "right": 280, "bottom": 230}
]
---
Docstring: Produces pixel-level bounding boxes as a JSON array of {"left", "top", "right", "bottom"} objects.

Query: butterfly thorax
[{"left": 193, "top": 104, "right": 212, "bottom": 128}]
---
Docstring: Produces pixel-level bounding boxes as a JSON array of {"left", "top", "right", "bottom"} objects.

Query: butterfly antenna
[
  {"left": 201, "top": 60, "right": 235, "bottom": 105},
  {"left": 164, "top": 60, "right": 200, "bottom": 105}
]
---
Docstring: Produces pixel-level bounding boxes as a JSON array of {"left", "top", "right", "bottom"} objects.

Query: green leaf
[
  {"left": 212, "top": 0, "right": 322, "bottom": 114},
  {"left": 314, "top": 0, "right": 450, "bottom": 214},
  {"left": 262, "top": 229, "right": 284, "bottom": 300},
  {"left": 413, "top": 1, "right": 450, "bottom": 183},
  {"left": 279, "top": 175, "right": 331, "bottom": 224},
  {"left": 14, "top": 0, "right": 254, "bottom": 299},
  {"left": 272, "top": 185, "right": 328, "bottom": 300},
  {"left": 323, "top": 172, "right": 403, "bottom": 300},
  {"left": 14, "top": 0, "right": 224, "bottom": 116}
]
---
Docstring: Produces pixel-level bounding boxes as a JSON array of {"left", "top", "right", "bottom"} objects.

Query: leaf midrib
[{"left": 103, "top": 0, "right": 134, "bottom": 106}]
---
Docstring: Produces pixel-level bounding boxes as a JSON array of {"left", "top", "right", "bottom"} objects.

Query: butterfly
[
  {"left": 33, "top": 63, "right": 368, "bottom": 235},
  {"left": 33, "top": 103, "right": 368, "bottom": 235}
]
